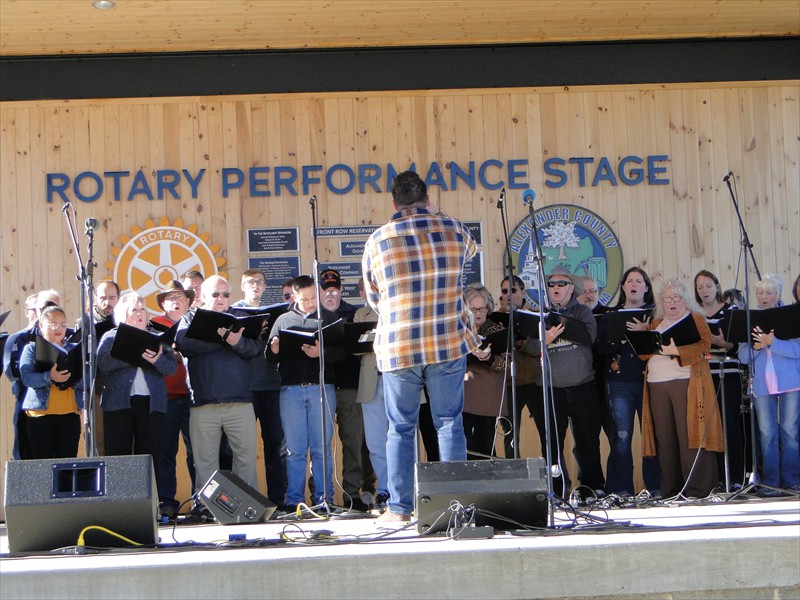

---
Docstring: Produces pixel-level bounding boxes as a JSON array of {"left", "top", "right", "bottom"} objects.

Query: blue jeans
[
  {"left": 753, "top": 390, "right": 800, "bottom": 488},
  {"left": 362, "top": 374, "right": 389, "bottom": 497},
  {"left": 382, "top": 357, "right": 468, "bottom": 516},
  {"left": 279, "top": 384, "right": 337, "bottom": 505},
  {"left": 605, "top": 380, "right": 661, "bottom": 494},
  {"left": 155, "top": 396, "right": 195, "bottom": 510}
]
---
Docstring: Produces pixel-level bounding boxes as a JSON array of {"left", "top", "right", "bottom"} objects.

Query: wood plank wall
[{"left": 1, "top": 81, "right": 798, "bottom": 505}]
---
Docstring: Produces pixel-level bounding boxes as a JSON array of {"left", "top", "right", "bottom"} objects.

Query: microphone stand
[
  {"left": 522, "top": 195, "right": 556, "bottom": 528},
  {"left": 722, "top": 172, "right": 763, "bottom": 499},
  {"left": 308, "top": 195, "right": 333, "bottom": 515},
  {"left": 61, "top": 204, "right": 98, "bottom": 457},
  {"left": 496, "top": 188, "right": 520, "bottom": 459}
]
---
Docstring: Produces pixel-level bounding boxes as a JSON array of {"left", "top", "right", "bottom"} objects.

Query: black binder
[
  {"left": 479, "top": 327, "right": 513, "bottom": 355},
  {"left": 231, "top": 302, "right": 289, "bottom": 337},
  {"left": 34, "top": 336, "right": 83, "bottom": 390},
  {"left": 624, "top": 330, "right": 663, "bottom": 356},
  {"left": 602, "top": 309, "right": 654, "bottom": 343},
  {"left": 344, "top": 321, "right": 377, "bottom": 355},
  {"left": 110, "top": 322, "right": 177, "bottom": 369},
  {"left": 722, "top": 303, "right": 800, "bottom": 343},
  {"left": 185, "top": 308, "right": 269, "bottom": 344},
  {"left": 278, "top": 319, "right": 345, "bottom": 358}
]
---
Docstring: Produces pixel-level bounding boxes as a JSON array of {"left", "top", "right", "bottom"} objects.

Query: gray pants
[{"left": 189, "top": 402, "right": 258, "bottom": 491}]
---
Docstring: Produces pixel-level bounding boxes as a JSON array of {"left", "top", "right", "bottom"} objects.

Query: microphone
[
  {"left": 496, "top": 187, "right": 505, "bottom": 209},
  {"left": 309, "top": 195, "right": 317, "bottom": 207},
  {"left": 522, "top": 189, "right": 536, "bottom": 207},
  {"left": 722, "top": 171, "right": 734, "bottom": 183},
  {"left": 85, "top": 217, "right": 99, "bottom": 230}
]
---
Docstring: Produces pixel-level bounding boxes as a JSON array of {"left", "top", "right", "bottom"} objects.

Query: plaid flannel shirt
[{"left": 362, "top": 207, "right": 481, "bottom": 373}]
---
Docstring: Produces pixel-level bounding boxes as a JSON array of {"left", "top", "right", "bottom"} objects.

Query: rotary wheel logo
[{"left": 107, "top": 217, "right": 227, "bottom": 315}]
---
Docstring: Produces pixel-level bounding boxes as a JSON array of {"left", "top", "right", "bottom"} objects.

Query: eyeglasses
[
  {"left": 283, "top": 293, "right": 293, "bottom": 300},
  {"left": 323, "top": 288, "right": 341, "bottom": 296},
  {"left": 24, "top": 307, "right": 37, "bottom": 313},
  {"left": 662, "top": 295, "right": 683, "bottom": 304},
  {"left": 243, "top": 279, "right": 265, "bottom": 287},
  {"left": 43, "top": 322, "right": 68, "bottom": 331},
  {"left": 581, "top": 289, "right": 598, "bottom": 295},
  {"left": 470, "top": 306, "right": 489, "bottom": 314},
  {"left": 164, "top": 294, "right": 186, "bottom": 303},
  {"left": 547, "top": 280, "right": 572, "bottom": 288},
  {"left": 501, "top": 288, "right": 518, "bottom": 295},
  {"left": 211, "top": 291, "right": 231, "bottom": 298}
]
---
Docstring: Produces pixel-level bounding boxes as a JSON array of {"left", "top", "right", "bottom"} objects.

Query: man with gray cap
[{"left": 531, "top": 265, "right": 605, "bottom": 500}]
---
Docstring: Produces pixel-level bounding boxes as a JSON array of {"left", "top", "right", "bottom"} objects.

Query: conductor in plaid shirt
[{"left": 362, "top": 170, "right": 481, "bottom": 522}]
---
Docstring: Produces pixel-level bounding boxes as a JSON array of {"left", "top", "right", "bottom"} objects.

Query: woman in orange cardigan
[{"left": 635, "top": 278, "right": 724, "bottom": 499}]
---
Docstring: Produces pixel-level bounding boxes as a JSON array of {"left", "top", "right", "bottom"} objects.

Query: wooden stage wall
[{"left": 1, "top": 81, "right": 798, "bottom": 506}]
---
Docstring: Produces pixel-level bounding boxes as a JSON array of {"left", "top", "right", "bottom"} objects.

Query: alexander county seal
[{"left": 506, "top": 204, "right": 623, "bottom": 306}]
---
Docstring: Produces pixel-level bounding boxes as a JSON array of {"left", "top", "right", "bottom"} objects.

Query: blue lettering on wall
[{"left": 45, "top": 156, "right": 669, "bottom": 202}]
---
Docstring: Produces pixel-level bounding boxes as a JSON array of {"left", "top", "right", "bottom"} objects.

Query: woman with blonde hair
[{"left": 739, "top": 274, "right": 800, "bottom": 493}]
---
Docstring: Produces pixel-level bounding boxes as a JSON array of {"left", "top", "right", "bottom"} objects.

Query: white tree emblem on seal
[
  {"left": 542, "top": 220, "right": 580, "bottom": 261},
  {"left": 108, "top": 217, "right": 226, "bottom": 315}
]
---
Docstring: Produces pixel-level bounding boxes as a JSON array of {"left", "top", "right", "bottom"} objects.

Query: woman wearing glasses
[
  {"left": 463, "top": 283, "right": 509, "bottom": 459},
  {"left": 636, "top": 279, "right": 724, "bottom": 499},
  {"left": 97, "top": 292, "right": 177, "bottom": 458},
  {"left": 19, "top": 305, "right": 84, "bottom": 458}
]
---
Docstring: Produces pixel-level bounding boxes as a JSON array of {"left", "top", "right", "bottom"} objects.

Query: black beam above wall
[{"left": 2, "top": 37, "right": 798, "bottom": 102}]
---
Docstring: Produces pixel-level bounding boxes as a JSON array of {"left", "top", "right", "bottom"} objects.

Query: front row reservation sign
[{"left": 45, "top": 155, "right": 670, "bottom": 203}]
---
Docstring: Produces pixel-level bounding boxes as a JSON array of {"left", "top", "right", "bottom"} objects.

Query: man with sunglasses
[
  {"left": 176, "top": 275, "right": 263, "bottom": 498},
  {"left": 531, "top": 266, "right": 605, "bottom": 501}
]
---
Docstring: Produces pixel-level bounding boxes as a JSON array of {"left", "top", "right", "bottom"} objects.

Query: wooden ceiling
[{"left": 1, "top": 0, "right": 798, "bottom": 57}]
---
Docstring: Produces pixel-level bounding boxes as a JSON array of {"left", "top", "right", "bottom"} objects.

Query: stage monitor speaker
[
  {"left": 415, "top": 457, "right": 549, "bottom": 534},
  {"left": 4, "top": 455, "right": 158, "bottom": 554},
  {"left": 199, "top": 470, "right": 276, "bottom": 524}
]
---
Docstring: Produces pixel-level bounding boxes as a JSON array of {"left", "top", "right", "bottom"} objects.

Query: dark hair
[
  {"left": 96, "top": 279, "right": 120, "bottom": 295},
  {"left": 282, "top": 277, "right": 295, "bottom": 289},
  {"left": 501, "top": 275, "right": 525, "bottom": 290},
  {"left": 693, "top": 270, "right": 723, "bottom": 305},
  {"left": 722, "top": 288, "right": 746, "bottom": 309},
  {"left": 793, "top": 273, "right": 800, "bottom": 304},
  {"left": 292, "top": 275, "right": 315, "bottom": 291},
  {"left": 182, "top": 269, "right": 204, "bottom": 280},
  {"left": 390, "top": 171, "right": 427, "bottom": 208},
  {"left": 615, "top": 267, "right": 654, "bottom": 308},
  {"left": 39, "top": 305, "right": 65, "bottom": 322}
]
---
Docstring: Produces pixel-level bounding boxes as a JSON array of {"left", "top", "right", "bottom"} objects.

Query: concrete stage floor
[{"left": 1, "top": 494, "right": 798, "bottom": 600}]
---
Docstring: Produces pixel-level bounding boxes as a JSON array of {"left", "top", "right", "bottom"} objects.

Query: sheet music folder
[
  {"left": 602, "top": 309, "right": 654, "bottom": 343},
  {"left": 625, "top": 314, "right": 702, "bottom": 355},
  {"left": 279, "top": 319, "right": 345, "bottom": 358},
  {"left": 110, "top": 322, "right": 178, "bottom": 369},
  {"left": 490, "top": 309, "right": 590, "bottom": 345},
  {"left": 34, "top": 336, "right": 83, "bottom": 390},
  {"left": 186, "top": 308, "right": 269, "bottom": 344},
  {"left": 344, "top": 321, "right": 377, "bottom": 355},
  {"left": 722, "top": 303, "right": 800, "bottom": 343}
]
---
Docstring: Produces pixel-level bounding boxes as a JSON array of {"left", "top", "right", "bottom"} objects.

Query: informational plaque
[
  {"left": 248, "top": 256, "right": 301, "bottom": 305},
  {"left": 462, "top": 251, "right": 484, "bottom": 287},
  {"left": 464, "top": 221, "right": 483, "bottom": 245},
  {"left": 247, "top": 227, "right": 299, "bottom": 253}
]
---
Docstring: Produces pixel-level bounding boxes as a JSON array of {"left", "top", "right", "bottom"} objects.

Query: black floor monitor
[{"left": 415, "top": 458, "right": 549, "bottom": 534}]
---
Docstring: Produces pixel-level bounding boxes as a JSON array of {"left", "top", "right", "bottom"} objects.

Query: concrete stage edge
[{"left": 0, "top": 498, "right": 798, "bottom": 599}]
